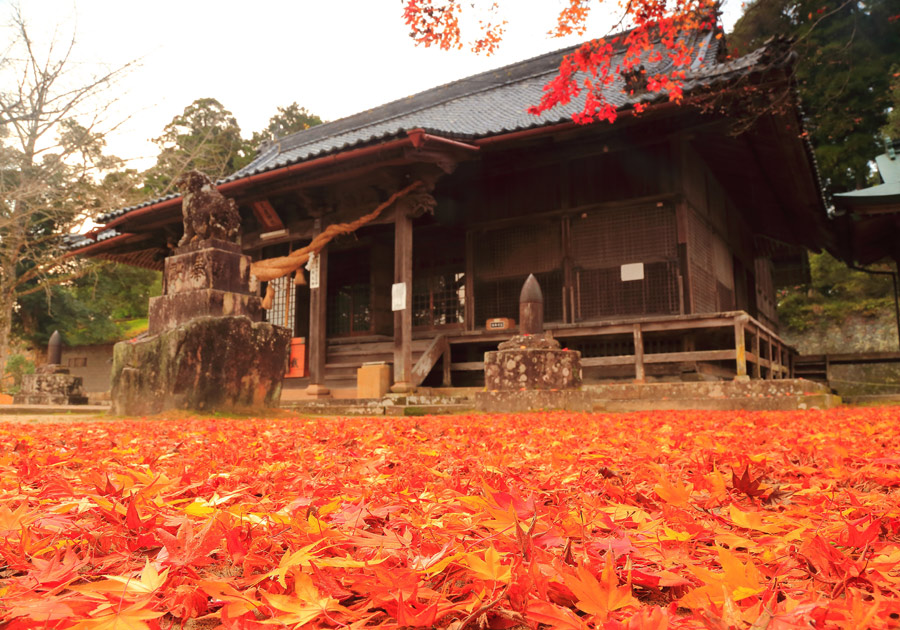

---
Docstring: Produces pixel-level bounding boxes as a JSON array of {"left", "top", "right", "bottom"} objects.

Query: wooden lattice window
[
  {"left": 326, "top": 284, "right": 371, "bottom": 335},
  {"left": 413, "top": 272, "right": 465, "bottom": 328},
  {"left": 413, "top": 228, "right": 466, "bottom": 330},
  {"left": 265, "top": 276, "right": 296, "bottom": 332}
]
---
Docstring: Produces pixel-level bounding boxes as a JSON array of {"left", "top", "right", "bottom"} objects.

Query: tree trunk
[{"left": 0, "top": 289, "right": 15, "bottom": 386}]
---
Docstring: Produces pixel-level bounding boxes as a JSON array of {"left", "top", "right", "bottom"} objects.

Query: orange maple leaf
[
  {"left": 262, "top": 572, "right": 345, "bottom": 627},
  {"left": 563, "top": 556, "right": 638, "bottom": 621},
  {"left": 654, "top": 475, "right": 693, "bottom": 507},
  {"left": 681, "top": 547, "right": 765, "bottom": 609},
  {"left": 526, "top": 599, "right": 589, "bottom": 630}
]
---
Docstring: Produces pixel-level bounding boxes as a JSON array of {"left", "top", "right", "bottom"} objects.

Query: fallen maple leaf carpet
[{"left": 1, "top": 407, "right": 899, "bottom": 629}]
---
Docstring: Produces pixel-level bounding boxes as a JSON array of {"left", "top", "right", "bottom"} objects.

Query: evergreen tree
[
  {"left": 142, "top": 98, "right": 253, "bottom": 196},
  {"left": 730, "top": 0, "right": 900, "bottom": 193},
  {"left": 250, "top": 103, "right": 323, "bottom": 149}
]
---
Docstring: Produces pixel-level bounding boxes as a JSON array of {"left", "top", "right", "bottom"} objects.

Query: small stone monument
[
  {"left": 476, "top": 274, "right": 587, "bottom": 411},
  {"left": 110, "top": 171, "right": 291, "bottom": 415},
  {"left": 13, "top": 331, "right": 88, "bottom": 405}
]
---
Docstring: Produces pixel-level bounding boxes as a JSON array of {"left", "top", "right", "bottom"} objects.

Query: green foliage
[
  {"left": 139, "top": 99, "right": 324, "bottom": 197},
  {"left": 777, "top": 252, "right": 895, "bottom": 331},
  {"left": 4, "top": 353, "right": 35, "bottom": 395},
  {"left": 14, "top": 262, "right": 161, "bottom": 349},
  {"left": 883, "top": 66, "right": 900, "bottom": 141},
  {"left": 250, "top": 103, "right": 323, "bottom": 148},
  {"left": 730, "top": 0, "right": 900, "bottom": 193}
]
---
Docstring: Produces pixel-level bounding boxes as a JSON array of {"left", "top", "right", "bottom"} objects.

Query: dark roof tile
[{"left": 92, "top": 28, "right": 782, "bottom": 229}]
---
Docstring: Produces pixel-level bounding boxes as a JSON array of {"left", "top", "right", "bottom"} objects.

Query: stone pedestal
[
  {"left": 148, "top": 239, "right": 262, "bottom": 334},
  {"left": 14, "top": 365, "right": 89, "bottom": 405},
  {"left": 111, "top": 238, "right": 289, "bottom": 415},
  {"left": 477, "top": 333, "right": 583, "bottom": 412},
  {"left": 484, "top": 334, "right": 582, "bottom": 391}
]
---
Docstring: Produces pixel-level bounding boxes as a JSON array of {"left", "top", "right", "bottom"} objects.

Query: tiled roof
[
  {"left": 94, "top": 28, "right": 784, "bottom": 225},
  {"left": 228, "top": 30, "right": 725, "bottom": 182}
]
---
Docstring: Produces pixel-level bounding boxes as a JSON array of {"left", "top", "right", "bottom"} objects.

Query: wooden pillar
[
  {"left": 766, "top": 335, "right": 774, "bottom": 379},
  {"left": 442, "top": 339, "right": 452, "bottom": 387},
  {"left": 733, "top": 315, "right": 749, "bottom": 381},
  {"left": 675, "top": 201, "right": 692, "bottom": 315},
  {"left": 465, "top": 231, "right": 475, "bottom": 331},
  {"left": 633, "top": 323, "right": 645, "bottom": 383},
  {"left": 752, "top": 327, "right": 761, "bottom": 379},
  {"left": 392, "top": 210, "right": 414, "bottom": 392},
  {"left": 306, "top": 243, "right": 330, "bottom": 397}
]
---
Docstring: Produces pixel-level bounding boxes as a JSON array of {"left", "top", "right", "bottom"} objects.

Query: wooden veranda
[{"left": 281, "top": 309, "right": 796, "bottom": 396}]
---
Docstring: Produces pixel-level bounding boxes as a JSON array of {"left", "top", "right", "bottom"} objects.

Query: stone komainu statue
[{"left": 175, "top": 170, "right": 241, "bottom": 246}]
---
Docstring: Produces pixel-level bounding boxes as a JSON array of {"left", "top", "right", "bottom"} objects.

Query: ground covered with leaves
[{"left": 1, "top": 408, "right": 899, "bottom": 629}]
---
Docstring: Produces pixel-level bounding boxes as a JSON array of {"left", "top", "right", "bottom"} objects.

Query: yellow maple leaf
[
  {"left": 71, "top": 601, "right": 164, "bottom": 630},
  {"left": 680, "top": 547, "right": 764, "bottom": 609},
  {"left": 72, "top": 559, "right": 169, "bottom": 596},
  {"left": 254, "top": 541, "right": 322, "bottom": 587},
  {"left": 464, "top": 545, "right": 512, "bottom": 582},
  {"left": 728, "top": 504, "right": 782, "bottom": 533}
]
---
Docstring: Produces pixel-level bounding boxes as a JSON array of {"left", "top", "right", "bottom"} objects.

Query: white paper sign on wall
[
  {"left": 308, "top": 254, "right": 320, "bottom": 289},
  {"left": 621, "top": 262, "right": 645, "bottom": 282},
  {"left": 392, "top": 282, "right": 407, "bottom": 311}
]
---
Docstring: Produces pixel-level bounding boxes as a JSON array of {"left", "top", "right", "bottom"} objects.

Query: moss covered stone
[{"left": 111, "top": 315, "right": 289, "bottom": 415}]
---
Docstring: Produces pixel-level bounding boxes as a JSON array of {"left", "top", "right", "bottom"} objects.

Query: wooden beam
[
  {"left": 581, "top": 349, "right": 736, "bottom": 368},
  {"left": 411, "top": 335, "right": 449, "bottom": 387},
  {"left": 442, "top": 346, "right": 452, "bottom": 387},
  {"left": 451, "top": 361, "right": 484, "bottom": 371}
]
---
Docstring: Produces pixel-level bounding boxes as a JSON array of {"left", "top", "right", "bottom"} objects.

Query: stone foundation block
[
  {"left": 111, "top": 315, "right": 290, "bottom": 415},
  {"left": 484, "top": 348, "right": 582, "bottom": 390},
  {"left": 163, "top": 240, "right": 252, "bottom": 296},
  {"left": 148, "top": 289, "right": 263, "bottom": 334},
  {"left": 13, "top": 369, "right": 88, "bottom": 405},
  {"left": 475, "top": 389, "right": 592, "bottom": 412}
]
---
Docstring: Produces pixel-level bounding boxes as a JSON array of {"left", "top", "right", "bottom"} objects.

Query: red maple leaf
[{"left": 731, "top": 466, "right": 766, "bottom": 499}]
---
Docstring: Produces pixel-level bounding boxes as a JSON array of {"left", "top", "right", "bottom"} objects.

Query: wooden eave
[
  {"left": 77, "top": 130, "right": 479, "bottom": 260},
  {"left": 691, "top": 109, "right": 832, "bottom": 253}
]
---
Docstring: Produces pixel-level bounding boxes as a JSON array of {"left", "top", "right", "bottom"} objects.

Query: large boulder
[{"left": 111, "top": 316, "right": 290, "bottom": 415}]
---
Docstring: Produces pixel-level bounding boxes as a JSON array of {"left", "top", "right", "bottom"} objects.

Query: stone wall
[
  {"left": 60, "top": 344, "right": 115, "bottom": 394},
  {"left": 782, "top": 311, "right": 900, "bottom": 397}
]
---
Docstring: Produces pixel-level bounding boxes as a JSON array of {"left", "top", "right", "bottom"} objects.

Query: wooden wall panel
[{"left": 569, "top": 144, "right": 669, "bottom": 208}]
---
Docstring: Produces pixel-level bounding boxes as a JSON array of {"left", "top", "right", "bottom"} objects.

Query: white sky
[{"left": 3, "top": 0, "right": 745, "bottom": 170}]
